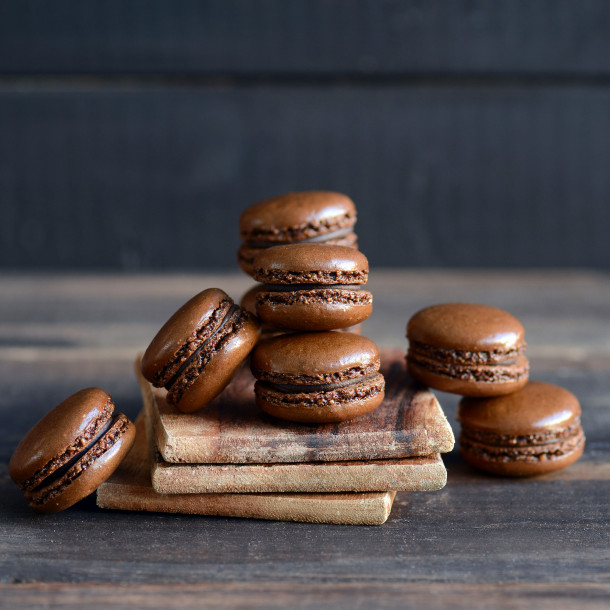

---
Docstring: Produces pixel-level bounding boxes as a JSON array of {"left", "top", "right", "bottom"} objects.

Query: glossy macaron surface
[
  {"left": 239, "top": 191, "right": 356, "bottom": 243},
  {"left": 9, "top": 388, "right": 136, "bottom": 513},
  {"left": 251, "top": 332, "right": 380, "bottom": 381},
  {"left": 458, "top": 381, "right": 581, "bottom": 436},
  {"left": 407, "top": 303, "right": 525, "bottom": 351}
]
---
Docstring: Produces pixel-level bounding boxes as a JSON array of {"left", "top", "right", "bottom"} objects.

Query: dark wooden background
[{"left": 1, "top": 1, "right": 610, "bottom": 270}]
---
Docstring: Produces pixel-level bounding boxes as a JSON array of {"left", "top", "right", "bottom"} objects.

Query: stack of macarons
[
  {"left": 238, "top": 191, "right": 385, "bottom": 424},
  {"left": 405, "top": 303, "right": 585, "bottom": 477}
]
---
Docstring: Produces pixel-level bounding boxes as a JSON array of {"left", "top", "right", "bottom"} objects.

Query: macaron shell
[
  {"left": 172, "top": 313, "right": 260, "bottom": 413},
  {"left": 256, "top": 296, "right": 372, "bottom": 331},
  {"left": 407, "top": 303, "right": 525, "bottom": 351},
  {"left": 141, "top": 288, "right": 230, "bottom": 384},
  {"left": 407, "top": 355, "right": 530, "bottom": 397},
  {"left": 457, "top": 381, "right": 581, "bottom": 435},
  {"left": 255, "top": 379, "right": 385, "bottom": 424},
  {"left": 237, "top": 232, "right": 358, "bottom": 276},
  {"left": 252, "top": 243, "right": 368, "bottom": 281},
  {"left": 30, "top": 417, "right": 136, "bottom": 513},
  {"left": 9, "top": 388, "right": 113, "bottom": 487},
  {"left": 251, "top": 332, "right": 380, "bottom": 380},
  {"left": 239, "top": 191, "right": 356, "bottom": 241},
  {"left": 459, "top": 431, "right": 585, "bottom": 477}
]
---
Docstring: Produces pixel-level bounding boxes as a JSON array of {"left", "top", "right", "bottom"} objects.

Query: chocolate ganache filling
[
  {"left": 265, "top": 374, "right": 377, "bottom": 394},
  {"left": 165, "top": 304, "right": 240, "bottom": 391}
]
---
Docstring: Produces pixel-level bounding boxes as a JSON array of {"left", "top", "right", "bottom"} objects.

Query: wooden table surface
[{"left": 1, "top": 271, "right": 609, "bottom": 609}]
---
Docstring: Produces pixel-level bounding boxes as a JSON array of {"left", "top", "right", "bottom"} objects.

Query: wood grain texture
[
  {"left": 1, "top": 582, "right": 610, "bottom": 610},
  {"left": 1, "top": 272, "right": 609, "bottom": 607},
  {"left": 144, "top": 350, "right": 454, "bottom": 464},
  {"left": 2, "top": 1, "right": 610, "bottom": 75},
  {"left": 146, "top": 405, "right": 447, "bottom": 495},
  {"left": 97, "top": 414, "right": 395, "bottom": 526},
  {"left": 1, "top": 88, "right": 609, "bottom": 270}
]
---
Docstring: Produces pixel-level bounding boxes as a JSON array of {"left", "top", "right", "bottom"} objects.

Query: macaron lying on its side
[
  {"left": 457, "top": 381, "right": 585, "bottom": 476},
  {"left": 9, "top": 388, "right": 136, "bottom": 513},
  {"left": 238, "top": 191, "right": 358, "bottom": 276},
  {"left": 251, "top": 332, "right": 385, "bottom": 423},
  {"left": 141, "top": 288, "right": 260, "bottom": 413},
  {"left": 252, "top": 243, "right": 372, "bottom": 331},
  {"left": 406, "top": 303, "right": 530, "bottom": 397}
]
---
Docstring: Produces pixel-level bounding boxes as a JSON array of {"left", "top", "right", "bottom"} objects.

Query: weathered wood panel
[
  {"left": 1, "top": 272, "right": 609, "bottom": 603},
  {"left": 2, "top": 1, "right": 610, "bottom": 75},
  {"left": 2, "top": 88, "right": 609, "bottom": 270}
]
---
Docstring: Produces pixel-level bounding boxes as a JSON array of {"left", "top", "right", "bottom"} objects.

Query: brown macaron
[
  {"left": 457, "top": 381, "right": 585, "bottom": 476},
  {"left": 252, "top": 243, "right": 372, "bottom": 331},
  {"left": 240, "top": 283, "right": 362, "bottom": 337},
  {"left": 251, "top": 332, "right": 385, "bottom": 423},
  {"left": 238, "top": 191, "right": 358, "bottom": 276},
  {"left": 9, "top": 388, "right": 136, "bottom": 513},
  {"left": 141, "top": 288, "right": 260, "bottom": 413},
  {"left": 406, "top": 303, "right": 529, "bottom": 397}
]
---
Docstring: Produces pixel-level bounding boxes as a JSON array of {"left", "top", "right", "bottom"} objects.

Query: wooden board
[
  {"left": 97, "top": 413, "right": 396, "bottom": 526},
  {"left": 3, "top": 272, "right": 610, "bottom": 608},
  {"left": 141, "top": 349, "right": 454, "bottom": 464},
  {"left": 146, "top": 404, "right": 446, "bottom": 494}
]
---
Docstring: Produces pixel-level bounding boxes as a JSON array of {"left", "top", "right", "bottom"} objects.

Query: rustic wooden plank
[
  {"left": 2, "top": 1, "right": 610, "bottom": 75},
  {"left": 144, "top": 351, "right": 454, "bottom": 464},
  {"left": 146, "top": 402, "right": 447, "bottom": 494},
  {"left": 1, "top": 272, "right": 609, "bottom": 593},
  {"left": 1, "top": 582, "right": 609, "bottom": 610},
  {"left": 97, "top": 413, "right": 396, "bottom": 525},
  {"left": 1, "top": 87, "right": 610, "bottom": 271}
]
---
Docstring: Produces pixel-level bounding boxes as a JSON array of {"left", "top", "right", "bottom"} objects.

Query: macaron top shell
[
  {"left": 240, "top": 191, "right": 356, "bottom": 243},
  {"left": 9, "top": 387, "right": 114, "bottom": 486},
  {"left": 252, "top": 243, "right": 369, "bottom": 285},
  {"left": 407, "top": 303, "right": 525, "bottom": 352},
  {"left": 458, "top": 381, "right": 581, "bottom": 435},
  {"left": 141, "top": 288, "right": 232, "bottom": 386},
  {"left": 251, "top": 332, "right": 380, "bottom": 383}
]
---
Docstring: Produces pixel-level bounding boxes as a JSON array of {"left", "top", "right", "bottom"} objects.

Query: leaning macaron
[
  {"left": 252, "top": 243, "right": 372, "bottom": 331},
  {"left": 251, "top": 332, "right": 385, "bottom": 423},
  {"left": 9, "top": 388, "right": 136, "bottom": 513},
  {"left": 457, "top": 381, "right": 585, "bottom": 476},
  {"left": 238, "top": 191, "right": 358, "bottom": 276},
  {"left": 141, "top": 288, "right": 260, "bottom": 413},
  {"left": 406, "top": 303, "right": 529, "bottom": 397}
]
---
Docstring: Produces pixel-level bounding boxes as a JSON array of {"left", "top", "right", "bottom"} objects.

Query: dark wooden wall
[{"left": 1, "top": 1, "right": 609, "bottom": 270}]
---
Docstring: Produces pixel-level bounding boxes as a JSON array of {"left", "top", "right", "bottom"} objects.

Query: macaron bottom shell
[
  {"left": 254, "top": 374, "right": 385, "bottom": 424},
  {"left": 26, "top": 415, "right": 136, "bottom": 513},
  {"left": 459, "top": 431, "right": 585, "bottom": 477},
  {"left": 256, "top": 296, "right": 372, "bottom": 332},
  {"left": 406, "top": 356, "right": 530, "bottom": 398},
  {"left": 237, "top": 231, "right": 358, "bottom": 276}
]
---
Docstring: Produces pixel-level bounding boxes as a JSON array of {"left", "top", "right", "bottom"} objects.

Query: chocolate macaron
[
  {"left": 252, "top": 243, "right": 372, "bottom": 331},
  {"left": 9, "top": 388, "right": 136, "bottom": 513},
  {"left": 406, "top": 303, "right": 529, "bottom": 397},
  {"left": 251, "top": 332, "right": 385, "bottom": 423},
  {"left": 141, "top": 288, "right": 260, "bottom": 413},
  {"left": 238, "top": 191, "right": 358, "bottom": 275},
  {"left": 458, "top": 381, "right": 585, "bottom": 476},
  {"left": 240, "top": 283, "right": 362, "bottom": 337}
]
